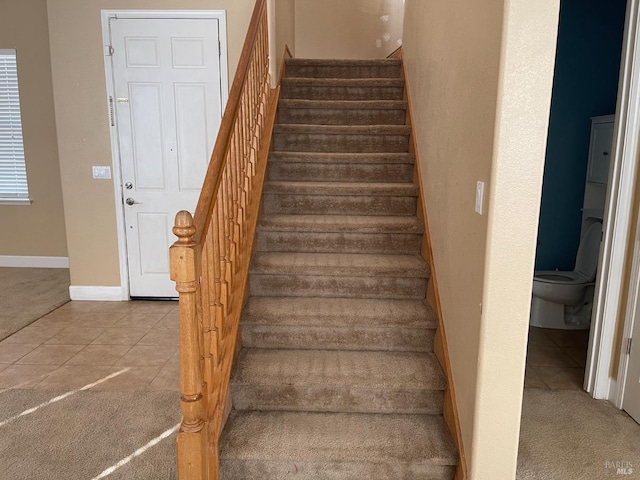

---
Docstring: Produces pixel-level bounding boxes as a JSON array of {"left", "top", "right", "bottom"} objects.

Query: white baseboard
[
  {"left": 69, "top": 286, "right": 128, "bottom": 301},
  {"left": 0, "top": 255, "right": 69, "bottom": 268}
]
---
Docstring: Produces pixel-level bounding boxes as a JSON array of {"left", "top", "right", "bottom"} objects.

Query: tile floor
[
  {"left": 524, "top": 326, "right": 590, "bottom": 390},
  {"left": 2, "top": 301, "right": 590, "bottom": 393},
  {"left": 0, "top": 300, "right": 180, "bottom": 391}
]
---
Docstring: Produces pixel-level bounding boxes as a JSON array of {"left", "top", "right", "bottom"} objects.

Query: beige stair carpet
[{"left": 220, "top": 57, "right": 458, "bottom": 479}]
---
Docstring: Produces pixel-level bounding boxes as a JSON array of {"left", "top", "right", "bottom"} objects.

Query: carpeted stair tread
[
  {"left": 240, "top": 297, "right": 437, "bottom": 351},
  {"left": 263, "top": 181, "right": 418, "bottom": 197},
  {"left": 280, "top": 79, "right": 405, "bottom": 101},
  {"left": 230, "top": 349, "right": 445, "bottom": 414},
  {"left": 286, "top": 58, "right": 402, "bottom": 67},
  {"left": 259, "top": 215, "right": 424, "bottom": 234},
  {"left": 250, "top": 252, "right": 429, "bottom": 278},
  {"left": 281, "top": 77, "right": 405, "bottom": 89},
  {"left": 273, "top": 124, "right": 411, "bottom": 135},
  {"left": 268, "top": 161, "right": 414, "bottom": 183},
  {"left": 277, "top": 100, "right": 407, "bottom": 126},
  {"left": 231, "top": 349, "right": 445, "bottom": 391},
  {"left": 284, "top": 58, "right": 403, "bottom": 79},
  {"left": 242, "top": 297, "right": 437, "bottom": 328},
  {"left": 269, "top": 152, "right": 415, "bottom": 165},
  {"left": 219, "top": 411, "right": 458, "bottom": 469},
  {"left": 278, "top": 99, "right": 408, "bottom": 110}
]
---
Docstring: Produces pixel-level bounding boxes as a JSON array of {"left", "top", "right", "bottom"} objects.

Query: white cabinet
[
  {"left": 580, "top": 114, "right": 615, "bottom": 239},
  {"left": 586, "top": 114, "right": 615, "bottom": 184}
]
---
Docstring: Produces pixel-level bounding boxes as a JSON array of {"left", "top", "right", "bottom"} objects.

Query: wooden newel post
[{"left": 170, "top": 210, "right": 208, "bottom": 480}]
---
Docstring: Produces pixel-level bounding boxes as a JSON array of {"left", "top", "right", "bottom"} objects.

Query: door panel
[
  {"left": 110, "top": 17, "right": 222, "bottom": 297},
  {"left": 175, "top": 83, "right": 209, "bottom": 191},
  {"left": 129, "top": 83, "right": 166, "bottom": 190},
  {"left": 137, "top": 213, "right": 171, "bottom": 275}
]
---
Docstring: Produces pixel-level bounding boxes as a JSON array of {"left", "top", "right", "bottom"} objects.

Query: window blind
[{"left": 0, "top": 49, "right": 29, "bottom": 201}]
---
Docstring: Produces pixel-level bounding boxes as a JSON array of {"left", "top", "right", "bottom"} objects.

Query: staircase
[{"left": 218, "top": 58, "right": 458, "bottom": 479}]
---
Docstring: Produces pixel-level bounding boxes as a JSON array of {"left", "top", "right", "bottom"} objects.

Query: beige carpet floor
[
  {"left": 0, "top": 389, "right": 179, "bottom": 479},
  {"left": 0, "top": 268, "right": 70, "bottom": 341},
  {"left": 518, "top": 389, "right": 640, "bottom": 479}
]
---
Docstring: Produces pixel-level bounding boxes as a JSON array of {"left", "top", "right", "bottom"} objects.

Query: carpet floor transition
[
  {"left": 518, "top": 389, "right": 640, "bottom": 479},
  {"left": 0, "top": 268, "right": 70, "bottom": 341}
]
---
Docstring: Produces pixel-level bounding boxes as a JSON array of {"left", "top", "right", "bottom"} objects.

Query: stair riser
[
  {"left": 268, "top": 162, "right": 414, "bottom": 183},
  {"left": 285, "top": 64, "right": 402, "bottom": 78},
  {"left": 241, "top": 324, "right": 435, "bottom": 352},
  {"left": 281, "top": 85, "right": 404, "bottom": 101},
  {"left": 273, "top": 132, "right": 409, "bottom": 153},
  {"left": 269, "top": 153, "right": 415, "bottom": 165},
  {"left": 263, "top": 194, "right": 417, "bottom": 216},
  {"left": 277, "top": 107, "right": 406, "bottom": 125},
  {"left": 257, "top": 231, "right": 421, "bottom": 255},
  {"left": 250, "top": 275, "right": 427, "bottom": 300},
  {"left": 220, "top": 461, "right": 455, "bottom": 480},
  {"left": 231, "top": 385, "right": 444, "bottom": 415}
]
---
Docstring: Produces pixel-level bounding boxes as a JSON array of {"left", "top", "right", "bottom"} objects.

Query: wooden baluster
[
  {"left": 217, "top": 186, "right": 231, "bottom": 316},
  {"left": 239, "top": 94, "right": 249, "bottom": 239},
  {"left": 241, "top": 90, "right": 251, "bottom": 225},
  {"left": 210, "top": 205, "right": 222, "bottom": 365},
  {"left": 234, "top": 110, "right": 245, "bottom": 256},
  {"left": 230, "top": 119, "right": 242, "bottom": 272},
  {"left": 170, "top": 211, "right": 208, "bottom": 480},
  {"left": 226, "top": 130, "right": 237, "bottom": 277},
  {"left": 202, "top": 221, "right": 219, "bottom": 419}
]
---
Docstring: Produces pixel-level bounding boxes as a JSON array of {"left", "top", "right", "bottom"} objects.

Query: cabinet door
[{"left": 587, "top": 121, "right": 614, "bottom": 184}]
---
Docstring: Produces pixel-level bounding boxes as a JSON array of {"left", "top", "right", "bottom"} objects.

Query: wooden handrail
[
  {"left": 387, "top": 45, "right": 403, "bottom": 59},
  {"left": 278, "top": 44, "right": 294, "bottom": 82},
  {"left": 193, "top": 0, "right": 267, "bottom": 243},
  {"left": 169, "top": 1, "right": 277, "bottom": 478}
]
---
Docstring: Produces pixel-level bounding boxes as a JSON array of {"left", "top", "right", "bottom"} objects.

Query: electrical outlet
[
  {"left": 475, "top": 181, "right": 485, "bottom": 215},
  {"left": 92, "top": 166, "right": 111, "bottom": 180}
]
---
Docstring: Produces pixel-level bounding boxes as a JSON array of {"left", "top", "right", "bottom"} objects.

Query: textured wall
[
  {"left": 294, "top": 0, "right": 403, "bottom": 59},
  {"left": 46, "top": 0, "right": 254, "bottom": 287},
  {"left": 0, "top": 0, "right": 67, "bottom": 258},
  {"left": 403, "top": 0, "right": 559, "bottom": 477}
]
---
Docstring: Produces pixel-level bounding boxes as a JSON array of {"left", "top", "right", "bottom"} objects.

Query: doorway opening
[{"left": 525, "top": 0, "right": 627, "bottom": 393}]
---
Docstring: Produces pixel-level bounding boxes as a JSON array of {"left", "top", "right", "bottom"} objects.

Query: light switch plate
[
  {"left": 475, "top": 181, "right": 485, "bottom": 215},
  {"left": 92, "top": 166, "right": 111, "bottom": 180}
]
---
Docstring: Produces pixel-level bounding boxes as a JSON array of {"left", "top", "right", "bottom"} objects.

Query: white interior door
[
  {"left": 109, "top": 17, "right": 223, "bottom": 297},
  {"left": 623, "top": 313, "right": 640, "bottom": 423}
]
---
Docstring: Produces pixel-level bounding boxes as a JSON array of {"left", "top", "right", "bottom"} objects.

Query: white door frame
[
  {"left": 585, "top": 0, "right": 640, "bottom": 404},
  {"left": 100, "top": 10, "right": 229, "bottom": 300}
]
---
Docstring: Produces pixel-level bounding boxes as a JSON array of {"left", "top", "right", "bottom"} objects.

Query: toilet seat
[{"left": 534, "top": 270, "right": 590, "bottom": 285}]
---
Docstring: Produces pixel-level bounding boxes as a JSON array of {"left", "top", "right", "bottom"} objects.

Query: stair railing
[{"left": 169, "top": 0, "right": 278, "bottom": 478}]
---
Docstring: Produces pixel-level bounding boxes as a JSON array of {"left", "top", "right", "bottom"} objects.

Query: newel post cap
[{"left": 170, "top": 211, "right": 200, "bottom": 286}]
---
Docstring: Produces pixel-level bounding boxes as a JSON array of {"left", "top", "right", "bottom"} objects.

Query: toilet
[{"left": 530, "top": 220, "right": 602, "bottom": 330}]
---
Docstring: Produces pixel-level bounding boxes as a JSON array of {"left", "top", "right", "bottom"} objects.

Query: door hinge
[
  {"left": 626, "top": 337, "right": 633, "bottom": 355},
  {"left": 104, "top": 45, "right": 115, "bottom": 56},
  {"left": 218, "top": 40, "right": 221, "bottom": 58},
  {"left": 108, "top": 96, "right": 115, "bottom": 127}
]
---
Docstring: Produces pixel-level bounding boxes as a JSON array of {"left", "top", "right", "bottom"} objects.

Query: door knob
[{"left": 125, "top": 197, "right": 140, "bottom": 206}]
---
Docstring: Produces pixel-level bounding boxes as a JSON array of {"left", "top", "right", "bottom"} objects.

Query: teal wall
[{"left": 535, "top": 0, "right": 626, "bottom": 270}]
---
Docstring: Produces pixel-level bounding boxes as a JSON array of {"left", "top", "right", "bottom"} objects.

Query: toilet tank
[{"left": 574, "top": 221, "right": 602, "bottom": 281}]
